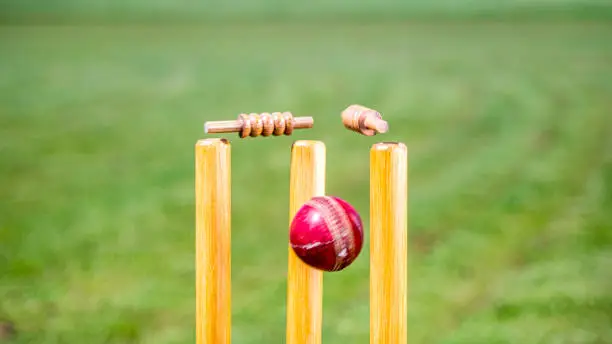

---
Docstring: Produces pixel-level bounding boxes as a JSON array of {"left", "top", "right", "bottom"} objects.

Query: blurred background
[{"left": 1, "top": 1, "right": 611, "bottom": 343}]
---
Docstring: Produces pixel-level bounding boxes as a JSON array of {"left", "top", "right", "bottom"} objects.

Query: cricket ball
[{"left": 289, "top": 196, "right": 364, "bottom": 272}]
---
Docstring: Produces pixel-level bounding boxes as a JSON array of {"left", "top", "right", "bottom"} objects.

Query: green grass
[
  {"left": 1, "top": 19, "right": 611, "bottom": 343},
  {"left": 2, "top": 0, "right": 611, "bottom": 23}
]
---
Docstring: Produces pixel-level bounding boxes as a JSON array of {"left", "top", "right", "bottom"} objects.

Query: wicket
[
  {"left": 195, "top": 138, "right": 231, "bottom": 343},
  {"left": 195, "top": 108, "right": 407, "bottom": 344},
  {"left": 286, "top": 141, "right": 326, "bottom": 344},
  {"left": 370, "top": 143, "right": 408, "bottom": 344}
]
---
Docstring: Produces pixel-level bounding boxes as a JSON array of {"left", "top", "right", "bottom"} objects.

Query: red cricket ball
[{"left": 289, "top": 196, "right": 364, "bottom": 272}]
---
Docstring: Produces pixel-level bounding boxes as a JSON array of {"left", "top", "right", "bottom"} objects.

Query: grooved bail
[
  {"left": 204, "top": 112, "right": 314, "bottom": 138},
  {"left": 341, "top": 105, "right": 389, "bottom": 136}
]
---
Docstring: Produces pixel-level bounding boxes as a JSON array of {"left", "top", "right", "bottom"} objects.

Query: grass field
[
  {"left": 1, "top": 16, "right": 612, "bottom": 344},
  {"left": 2, "top": 0, "right": 612, "bottom": 23}
]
